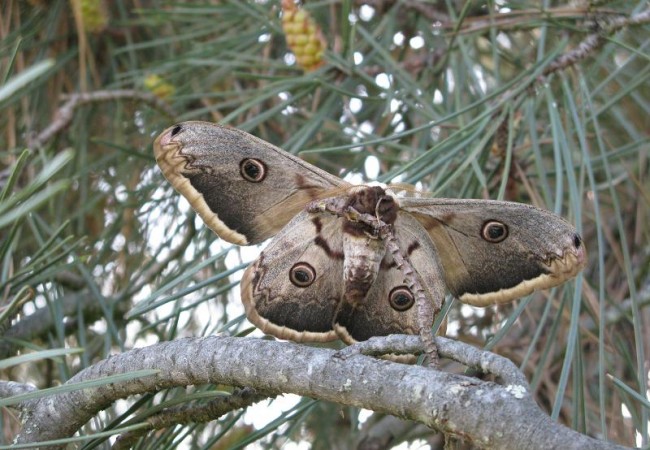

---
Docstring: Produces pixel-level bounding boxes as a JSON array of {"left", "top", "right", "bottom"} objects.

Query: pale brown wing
[
  {"left": 399, "top": 198, "right": 587, "bottom": 306},
  {"left": 240, "top": 210, "right": 345, "bottom": 342},
  {"left": 154, "top": 121, "right": 349, "bottom": 245},
  {"left": 333, "top": 212, "right": 446, "bottom": 343}
]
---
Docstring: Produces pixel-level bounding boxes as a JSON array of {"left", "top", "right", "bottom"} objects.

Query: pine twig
[
  {"left": 27, "top": 90, "right": 176, "bottom": 149},
  {"left": 544, "top": 7, "right": 650, "bottom": 76}
]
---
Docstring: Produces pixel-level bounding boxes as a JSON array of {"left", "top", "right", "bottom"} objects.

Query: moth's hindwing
[
  {"left": 240, "top": 210, "right": 344, "bottom": 342},
  {"left": 333, "top": 211, "right": 447, "bottom": 343}
]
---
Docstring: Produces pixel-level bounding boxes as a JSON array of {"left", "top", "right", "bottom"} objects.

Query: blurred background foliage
[{"left": 0, "top": 0, "right": 648, "bottom": 448}]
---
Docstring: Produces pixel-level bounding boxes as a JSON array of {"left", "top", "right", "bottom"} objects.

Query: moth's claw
[
  {"left": 344, "top": 208, "right": 360, "bottom": 222},
  {"left": 334, "top": 346, "right": 360, "bottom": 361},
  {"left": 306, "top": 200, "right": 326, "bottom": 213},
  {"left": 422, "top": 349, "right": 440, "bottom": 369}
]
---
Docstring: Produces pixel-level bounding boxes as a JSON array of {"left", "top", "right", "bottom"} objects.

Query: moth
[{"left": 154, "top": 121, "right": 586, "bottom": 350}]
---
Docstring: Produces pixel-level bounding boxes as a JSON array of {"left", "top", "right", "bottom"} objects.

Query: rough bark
[{"left": 8, "top": 335, "right": 632, "bottom": 449}]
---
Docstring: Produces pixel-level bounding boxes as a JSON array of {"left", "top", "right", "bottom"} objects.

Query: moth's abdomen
[{"left": 342, "top": 232, "right": 385, "bottom": 305}]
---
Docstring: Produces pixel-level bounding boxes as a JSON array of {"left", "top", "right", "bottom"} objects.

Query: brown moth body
[
  {"left": 154, "top": 121, "right": 587, "bottom": 346},
  {"left": 341, "top": 186, "right": 399, "bottom": 306}
]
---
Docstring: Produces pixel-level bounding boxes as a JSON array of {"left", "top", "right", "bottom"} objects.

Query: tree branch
[
  {"left": 0, "top": 287, "right": 34, "bottom": 337},
  {"left": 0, "top": 292, "right": 107, "bottom": 358},
  {"left": 0, "top": 381, "right": 37, "bottom": 404},
  {"left": 10, "top": 336, "right": 630, "bottom": 449},
  {"left": 112, "top": 387, "right": 269, "bottom": 450},
  {"left": 27, "top": 90, "right": 176, "bottom": 150},
  {"left": 0, "top": 218, "right": 197, "bottom": 359},
  {"left": 358, "top": 415, "right": 438, "bottom": 450},
  {"left": 544, "top": 7, "right": 650, "bottom": 76},
  {"left": 339, "top": 335, "right": 528, "bottom": 387}
]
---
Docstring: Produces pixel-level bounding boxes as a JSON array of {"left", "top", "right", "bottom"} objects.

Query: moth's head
[{"left": 346, "top": 185, "right": 398, "bottom": 225}]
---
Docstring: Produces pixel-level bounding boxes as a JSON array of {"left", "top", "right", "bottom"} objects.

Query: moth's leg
[
  {"left": 307, "top": 196, "right": 383, "bottom": 230},
  {"left": 381, "top": 226, "right": 440, "bottom": 367},
  {"left": 306, "top": 197, "right": 349, "bottom": 217}
]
